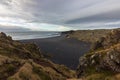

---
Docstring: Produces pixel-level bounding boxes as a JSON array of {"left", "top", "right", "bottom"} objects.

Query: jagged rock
[
  {"left": 91, "top": 29, "right": 120, "bottom": 50},
  {"left": 77, "top": 29, "right": 120, "bottom": 80},
  {"left": 0, "top": 32, "right": 6, "bottom": 38},
  {"left": 0, "top": 32, "right": 12, "bottom": 41},
  {"left": 102, "top": 29, "right": 120, "bottom": 48}
]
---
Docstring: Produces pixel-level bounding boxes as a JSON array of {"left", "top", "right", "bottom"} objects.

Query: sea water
[{"left": 6, "top": 31, "right": 61, "bottom": 40}]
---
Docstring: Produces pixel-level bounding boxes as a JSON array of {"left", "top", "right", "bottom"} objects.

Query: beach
[{"left": 20, "top": 35, "right": 91, "bottom": 69}]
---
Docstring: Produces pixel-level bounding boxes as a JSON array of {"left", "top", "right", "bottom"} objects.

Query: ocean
[{"left": 6, "top": 31, "right": 61, "bottom": 40}]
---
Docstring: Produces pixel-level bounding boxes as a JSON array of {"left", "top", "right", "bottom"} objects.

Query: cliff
[
  {"left": 1, "top": 28, "right": 120, "bottom": 80},
  {"left": 63, "top": 29, "right": 113, "bottom": 43},
  {"left": 77, "top": 29, "right": 120, "bottom": 80},
  {"left": 0, "top": 32, "right": 76, "bottom": 80}
]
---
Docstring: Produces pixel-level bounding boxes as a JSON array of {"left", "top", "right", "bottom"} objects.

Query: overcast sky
[{"left": 0, "top": 0, "right": 120, "bottom": 31}]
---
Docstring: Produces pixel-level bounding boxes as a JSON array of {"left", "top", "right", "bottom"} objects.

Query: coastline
[{"left": 20, "top": 35, "right": 91, "bottom": 69}]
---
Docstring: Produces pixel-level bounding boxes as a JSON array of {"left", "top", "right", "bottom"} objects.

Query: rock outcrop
[
  {"left": 77, "top": 29, "right": 120, "bottom": 80},
  {"left": 0, "top": 32, "right": 76, "bottom": 80}
]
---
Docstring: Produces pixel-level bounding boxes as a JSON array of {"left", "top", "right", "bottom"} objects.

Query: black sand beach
[{"left": 20, "top": 35, "right": 91, "bottom": 69}]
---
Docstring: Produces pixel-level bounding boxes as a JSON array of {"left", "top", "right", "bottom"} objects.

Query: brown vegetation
[
  {"left": 63, "top": 29, "right": 113, "bottom": 43},
  {"left": 77, "top": 29, "right": 120, "bottom": 80},
  {"left": 0, "top": 32, "right": 76, "bottom": 80}
]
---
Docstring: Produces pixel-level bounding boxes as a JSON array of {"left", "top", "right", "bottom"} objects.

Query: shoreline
[{"left": 20, "top": 35, "right": 91, "bottom": 69}]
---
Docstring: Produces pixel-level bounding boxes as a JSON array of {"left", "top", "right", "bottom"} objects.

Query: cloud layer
[{"left": 0, "top": 0, "right": 120, "bottom": 31}]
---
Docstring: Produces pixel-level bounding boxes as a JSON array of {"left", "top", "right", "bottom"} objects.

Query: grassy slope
[
  {"left": 0, "top": 32, "right": 76, "bottom": 80},
  {"left": 65, "top": 29, "right": 112, "bottom": 43}
]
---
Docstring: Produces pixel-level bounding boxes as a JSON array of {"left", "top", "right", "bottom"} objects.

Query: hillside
[
  {"left": 0, "top": 28, "right": 119, "bottom": 80},
  {"left": 0, "top": 32, "right": 76, "bottom": 80},
  {"left": 62, "top": 29, "right": 114, "bottom": 43},
  {"left": 77, "top": 29, "right": 120, "bottom": 80}
]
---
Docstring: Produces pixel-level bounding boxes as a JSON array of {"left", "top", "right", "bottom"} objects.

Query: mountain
[
  {"left": 77, "top": 29, "right": 120, "bottom": 80},
  {"left": 0, "top": 32, "right": 76, "bottom": 80}
]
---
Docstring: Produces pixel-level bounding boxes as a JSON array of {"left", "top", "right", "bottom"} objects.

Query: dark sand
[{"left": 20, "top": 35, "right": 91, "bottom": 69}]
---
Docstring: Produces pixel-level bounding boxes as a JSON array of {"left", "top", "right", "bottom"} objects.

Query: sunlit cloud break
[{"left": 0, "top": 16, "right": 71, "bottom": 31}]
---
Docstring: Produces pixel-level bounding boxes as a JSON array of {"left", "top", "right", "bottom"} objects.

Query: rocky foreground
[
  {"left": 77, "top": 29, "right": 120, "bottom": 80},
  {"left": 0, "top": 28, "right": 120, "bottom": 80},
  {"left": 0, "top": 32, "right": 76, "bottom": 80}
]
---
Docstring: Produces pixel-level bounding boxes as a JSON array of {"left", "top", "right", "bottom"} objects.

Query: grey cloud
[
  {"left": 0, "top": 25, "right": 30, "bottom": 32},
  {"left": 0, "top": 0, "right": 120, "bottom": 30},
  {"left": 65, "top": 9, "right": 120, "bottom": 24}
]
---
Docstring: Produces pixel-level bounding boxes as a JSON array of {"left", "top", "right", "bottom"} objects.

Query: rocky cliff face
[
  {"left": 77, "top": 29, "right": 120, "bottom": 80},
  {"left": 63, "top": 29, "right": 112, "bottom": 43},
  {"left": 0, "top": 32, "right": 76, "bottom": 80}
]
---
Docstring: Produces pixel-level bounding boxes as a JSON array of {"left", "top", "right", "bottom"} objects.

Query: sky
[{"left": 0, "top": 0, "right": 120, "bottom": 31}]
